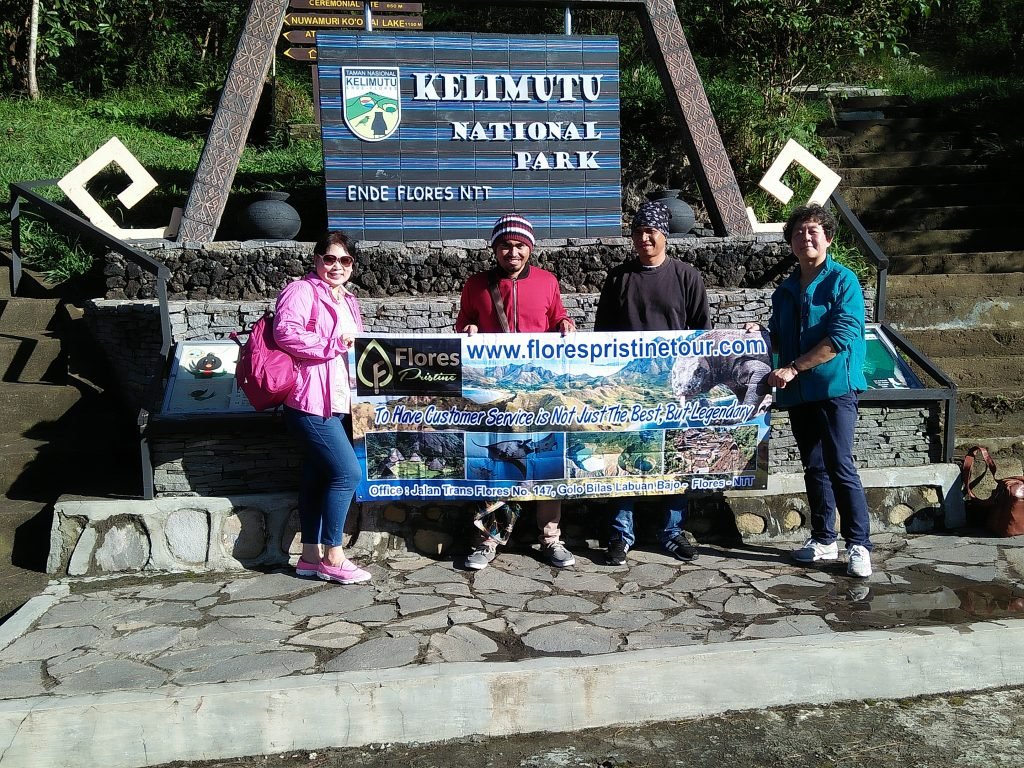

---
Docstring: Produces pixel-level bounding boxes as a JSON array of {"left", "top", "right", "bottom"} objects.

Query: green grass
[
  {"left": 869, "top": 53, "right": 1024, "bottom": 104},
  {"left": 1, "top": 87, "right": 324, "bottom": 281}
]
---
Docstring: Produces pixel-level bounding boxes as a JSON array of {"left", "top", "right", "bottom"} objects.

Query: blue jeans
[
  {"left": 283, "top": 407, "right": 362, "bottom": 548},
  {"left": 611, "top": 495, "right": 687, "bottom": 549},
  {"left": 788, "top": 392, "right": 872, "bottom": 550}
]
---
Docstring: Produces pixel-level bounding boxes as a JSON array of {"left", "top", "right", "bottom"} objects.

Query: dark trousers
[
  {"left": 283, "top": 407, "right": 361, "bottom": 548},
  {"left": 788, "top": 392, "right": 871, "bottom": 549}
]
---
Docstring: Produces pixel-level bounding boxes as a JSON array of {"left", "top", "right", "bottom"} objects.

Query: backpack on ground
[{"left": 230, "top": 301, "right": 318, "bottom": 412}]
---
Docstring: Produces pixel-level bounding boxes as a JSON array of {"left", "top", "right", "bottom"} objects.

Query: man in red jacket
[{"left": 457, "top": 213, "right": 576, "bottom": 569}]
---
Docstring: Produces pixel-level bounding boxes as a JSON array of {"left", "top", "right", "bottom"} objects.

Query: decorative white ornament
[
  {"left": 58, "top": 136, "right": 181, "bottom": 240},
  {"left": 746, "top": 139, "right": 843, "bottom": 234}
]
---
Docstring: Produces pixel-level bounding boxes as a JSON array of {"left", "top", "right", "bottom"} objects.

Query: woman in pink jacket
[{"left": 274, "top": 231, "right": 370, "bottom": 585}]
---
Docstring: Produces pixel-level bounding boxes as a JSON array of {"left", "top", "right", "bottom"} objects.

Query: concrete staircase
[
  {"left": 827, "top": 95, "right": 1024, "bottom": 474},
  {"left": 0, "top": 251, "right": 141, "bottom": 621}
]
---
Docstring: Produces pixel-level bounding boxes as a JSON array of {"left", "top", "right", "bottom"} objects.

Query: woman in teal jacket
[{"left": 765, "top": 204, "right": 873, "bottom": 578}]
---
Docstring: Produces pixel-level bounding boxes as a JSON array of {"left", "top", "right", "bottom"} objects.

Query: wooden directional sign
[
  {"left": 283, "top": 15, "right": 422, "bottom": 39},
  {"left": 283, "top": 46, "right": 318, "bottom": 61},
  {"left": 368, "top": 14, "right": 423, "bottom": 29},
  {"left": 289, "top": 0, "right": 422, "bottom": 9},
  {"left": 283, "top": 12, "right": 422, "bottom": 29},
  {"left": 285, "top": 13, "right": 365, "bottom": 27}
]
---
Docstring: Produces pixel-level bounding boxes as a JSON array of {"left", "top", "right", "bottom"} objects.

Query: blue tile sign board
[
  {"left": 350, "top": 329, "right": 773, "bottom": 502},
  {"left": 316, "top": 32, "right": 622, "bottom": 241}
]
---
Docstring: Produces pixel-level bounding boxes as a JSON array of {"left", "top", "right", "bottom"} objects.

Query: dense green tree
[{"left": 1, "top": 1, "right": 246, "bottom": 95}]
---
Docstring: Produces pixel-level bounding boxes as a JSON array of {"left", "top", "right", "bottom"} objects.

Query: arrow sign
[
  {"left": 284, "top": 13, "right": 365, "bottom": 27},
  {"left": 283, "top": 47, "right": 318, "bottom": 61},
  {"left": 283, "top": 16, "right": 422, "bottom": 41},
  {"left": 290, "top": 0, "right": 363, "bottom": 8},
  {"left": 288, "top": 1, "right": 424, "bottom": 10}
]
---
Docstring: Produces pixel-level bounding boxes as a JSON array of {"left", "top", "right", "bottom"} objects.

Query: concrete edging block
[{"left": 1, "top": 619, "right": 1022, "bottom": 768}]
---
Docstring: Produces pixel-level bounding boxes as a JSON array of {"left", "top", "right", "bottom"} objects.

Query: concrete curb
[
  {"left": 2, "top": 619, "right": 1022, "bottom": 768},
  {"left": 0, "top": 585, "right": 67, "bottom": 654}
]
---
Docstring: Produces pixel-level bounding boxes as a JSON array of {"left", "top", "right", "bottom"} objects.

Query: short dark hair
[
  {"left": 313, "top": 230, "right": 358, "bottom": 260},
  {"left": 783, "top": 204, "right": 837, "bottom": 243}
]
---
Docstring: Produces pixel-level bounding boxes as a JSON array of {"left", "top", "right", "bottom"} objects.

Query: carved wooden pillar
[
  {"left": 639, "top": 0, "right": 752, "bottom": 235},
  {"left": 177, "top": 0, "right": 290, "bottom": 244}
]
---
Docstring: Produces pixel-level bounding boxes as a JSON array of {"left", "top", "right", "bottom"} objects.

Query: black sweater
[{"left": 594, "top": 258, "right": 711, "bottom": 332}]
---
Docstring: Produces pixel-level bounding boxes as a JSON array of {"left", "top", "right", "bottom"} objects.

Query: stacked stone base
[{"left": 48, "top": 464, "right": 964, "bottom": 577}]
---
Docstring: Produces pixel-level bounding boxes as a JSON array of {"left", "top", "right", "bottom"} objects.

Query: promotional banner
[{"left": 350, "top": 329, "right": 774, "bottom": 502}]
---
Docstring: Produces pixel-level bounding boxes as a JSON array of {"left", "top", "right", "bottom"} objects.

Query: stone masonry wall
[{"left": 105, "top": 235, "right": 794, "bottom": 300}]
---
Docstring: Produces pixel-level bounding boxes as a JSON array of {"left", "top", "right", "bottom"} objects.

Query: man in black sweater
[{"left": 594, "top": 200, "right": 711, "bottom": 566}]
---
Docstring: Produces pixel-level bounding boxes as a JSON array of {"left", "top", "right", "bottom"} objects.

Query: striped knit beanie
[{"left": 490, "top": 213, "right": 535, "bottom": 251}]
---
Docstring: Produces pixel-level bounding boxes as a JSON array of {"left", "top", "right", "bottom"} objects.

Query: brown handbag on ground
[{"left": 961, "top": 445, "right": 1024, "bottom": 537}]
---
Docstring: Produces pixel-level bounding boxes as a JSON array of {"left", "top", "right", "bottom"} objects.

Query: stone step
[
  {"left": 890, "top": 327, "right": 1024, "bottom": 358},
  {"left": 0, "top": 382, "right": 83, "bottom": 434},
  {"left": 824, "top": 127, "right": 997, "bottom": 153},
  {"left": 886, "top": 293, "right": 1024, "bottom": 329},
  {"left": 0, "top": 436, "right": 50, "bottom": 498},
  {"left": 886, "top": 273, "right": 1024, "bottom": 300},
  {"left": 930, "top": 355, "right": 1024, "bottom": 389},
  {"left": 841, "top": 149, "right": 997, "bottom": 168},
  {"left": 834, "top": 116, "right": 990, "bottom": 133},
  {"left": 0, "top": 263, "right": 11, "bottom": 300},
  {"left": 836, "top": 95, "right": 912, "bottom": 110},
  {"left": 874, "top": 228, "right": 1021, "bottom": 256},
  {"left": 885, "top": 252, "right": 1024, "bottom": 276},
  {"left": 841, "top": 164, "right": 1020, "bottom": 187},
  {"left": 0, "top": 297, "right": 61, "bottom": 333},
  {"left": 859, "top": 205, "right": 1024, "bottom": 231},
  {"left": 0, "top": 496, "right": 51, "bottom": 619},
  {"left": 844, "top": 183, "right": 1013, "bottom": 211},
  {"left": 0, "top": 428, "right": 139, "bottom": 500},
  {"left": 0, "top": 332, "right": 66, "bottom": 383},
  {"left": 954, "top": 434, "right": 1024, "bottom": 466},
  {"left": 955, "top": 388, "right": 1024, "bottom": 433}
]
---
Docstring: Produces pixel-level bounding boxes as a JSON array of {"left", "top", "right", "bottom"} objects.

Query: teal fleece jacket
[{"left": 768, "top": 255, "right": 867, "bottom": 407}]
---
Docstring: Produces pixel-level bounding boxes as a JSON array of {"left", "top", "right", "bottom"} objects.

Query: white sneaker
[
  {"left": 847, "top": 545, "right": 872, "bottom": 578},
  {"left": 792, "top": 538, "right": 839, "bottom": 563},
  {"left": 465, "top": 544, "right": 497, "bottom": 570}
]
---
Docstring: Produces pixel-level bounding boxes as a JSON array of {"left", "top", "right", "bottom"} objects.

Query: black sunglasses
[{"left": 319, "top": 254, "right": 354, "bottom": 267}]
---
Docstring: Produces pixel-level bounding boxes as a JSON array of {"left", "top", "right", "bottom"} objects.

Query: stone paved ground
[{"left": 2, "top": 533, "right": 1024, "bottom": 701}]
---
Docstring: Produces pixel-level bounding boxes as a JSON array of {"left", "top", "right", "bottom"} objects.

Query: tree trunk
[{"left": 27, "top": 0, "right": 39, "bottom": 100}]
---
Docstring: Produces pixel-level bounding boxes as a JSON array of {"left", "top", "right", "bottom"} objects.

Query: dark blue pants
[
  {"left": 611, "top": 495, "right": 687, "bottom": 549},
  {"left": 788, "top": 392, "right": 871, "bottom": 549},
  {"left": 284, "top": 407, "right": 361, "bottom": 548}
]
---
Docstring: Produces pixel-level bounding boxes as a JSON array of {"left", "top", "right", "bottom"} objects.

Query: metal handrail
[
  {"left": 8, "top": 180, "right": 176, "bottom": 499},
  {"left": 829, "top": 190, "right": 889, "bottom": 324},
  {"left": 829, "top": 189, "right": 957, "bottom": 463},
  {"left": 7, "top": 179, "right": 172, "bottom": 358}
]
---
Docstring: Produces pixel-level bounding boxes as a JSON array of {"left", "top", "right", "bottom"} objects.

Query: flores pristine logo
[
  {"left": 356, "top": 337, "right": 462, "bottom": 396},
  {"left": 342, "top": 67, "right": 401, "bottom": 142}
]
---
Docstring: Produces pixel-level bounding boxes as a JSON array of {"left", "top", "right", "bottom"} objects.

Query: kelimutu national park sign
[{"left": 316, "top": 32, "right": 622, "bottom": 241}]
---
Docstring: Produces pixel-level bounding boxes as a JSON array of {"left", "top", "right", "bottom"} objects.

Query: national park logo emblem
[{"left": 342, "top": 67, "right": 401, "bottom": 142}]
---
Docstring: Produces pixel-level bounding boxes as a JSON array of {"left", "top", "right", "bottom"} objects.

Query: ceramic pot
[
  {"left": 650, "top": 189, "right": 695, "bottom": 235},
  {"left": 242, "top": 191, "right": 302, "bottom": 240}
]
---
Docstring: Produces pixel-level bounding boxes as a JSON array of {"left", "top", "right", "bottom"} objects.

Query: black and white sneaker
[
  {"left": 606, "top": 538, "right": 628, "bottom": 566},
  {"left": 664, "top": 534, "right": 698, "bottom": 562}
]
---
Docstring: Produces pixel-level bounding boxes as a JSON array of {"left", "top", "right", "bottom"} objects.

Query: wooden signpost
[{"left": 282, "top": 2, "right": 424, "bottom": 68}]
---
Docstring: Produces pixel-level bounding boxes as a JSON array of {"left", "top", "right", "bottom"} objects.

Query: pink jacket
[{"left": 273, "top": 274, "right": 364, "bottom": 417}]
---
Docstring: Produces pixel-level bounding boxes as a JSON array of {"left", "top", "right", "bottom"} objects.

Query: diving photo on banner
[{"left": 350, "top": 329, "right": 773, "bottom": 502}]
